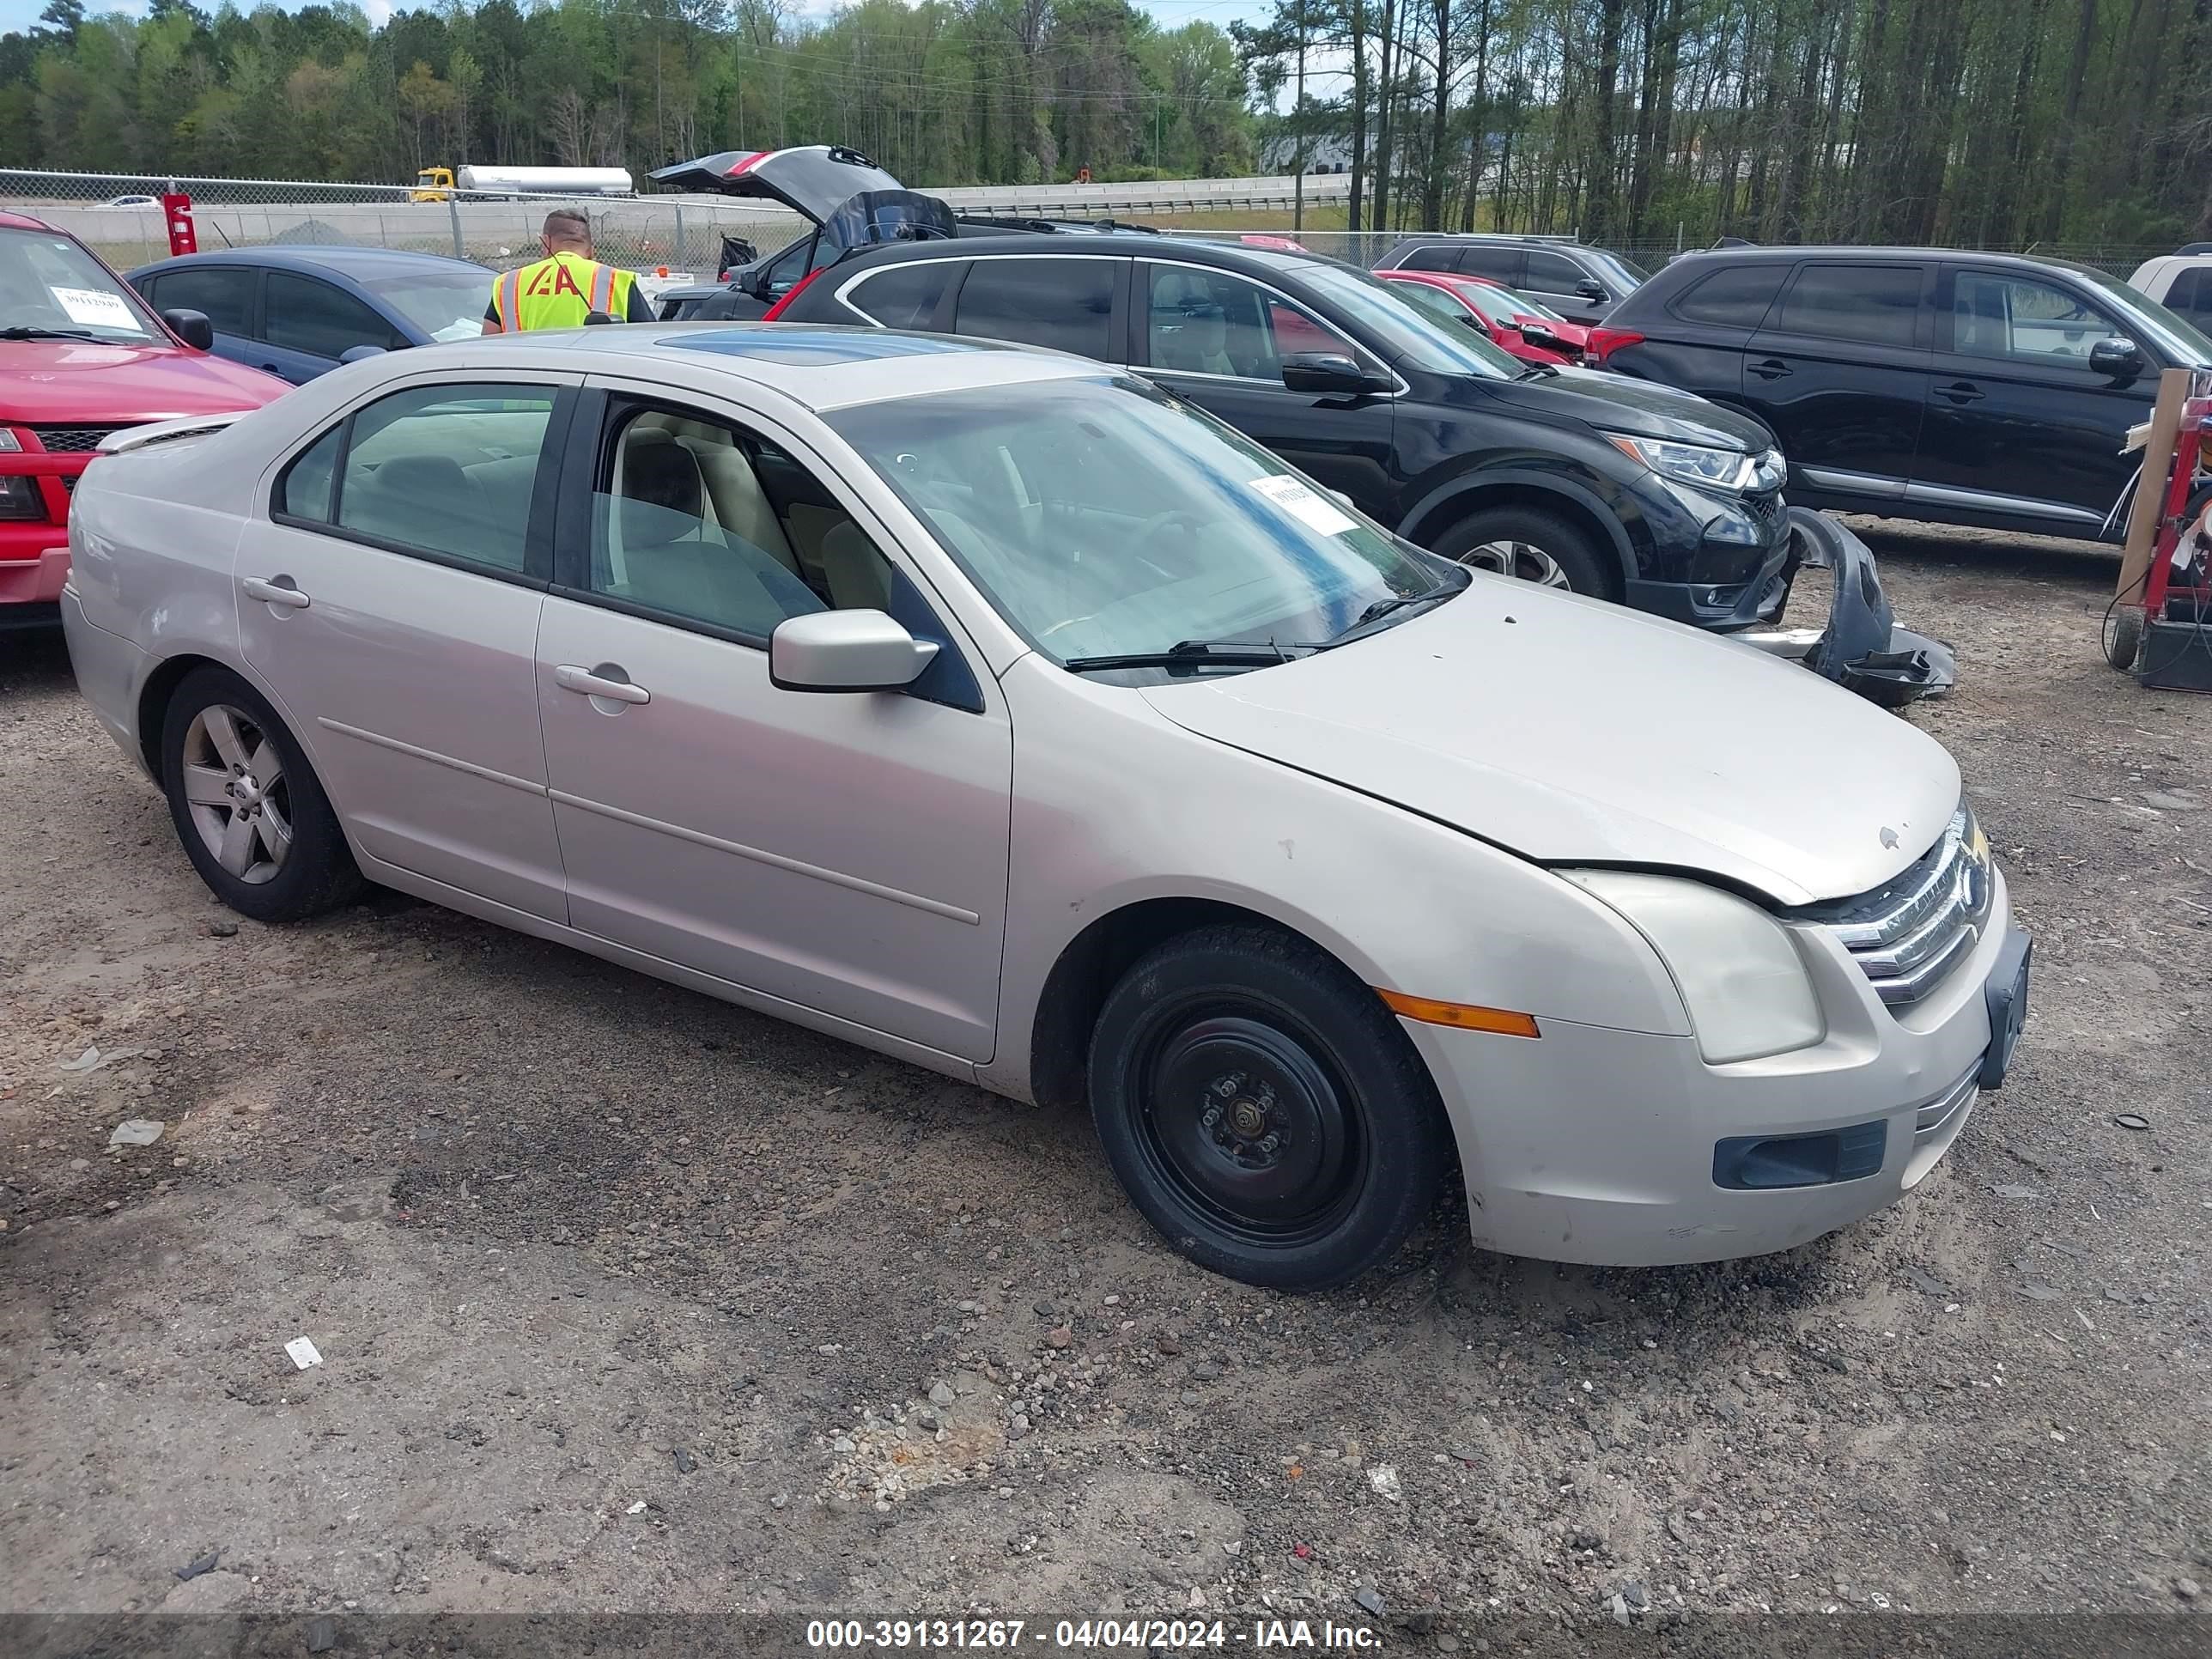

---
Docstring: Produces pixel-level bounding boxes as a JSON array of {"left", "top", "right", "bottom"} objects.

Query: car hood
[
  {"left": 0, "top": 339, "right": 287, "bottom": 424},
  {"left": 1139, "top": 578, "right": 1960, "bottom": 907},
  {"left": 1488, "top": 363, "right": 1771, "bottom": 449},
  {"left": 650, "top": 145, "right": 905, "bottom": 224}
]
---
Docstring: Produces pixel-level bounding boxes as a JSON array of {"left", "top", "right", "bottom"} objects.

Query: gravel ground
[{"left": 1, "top": 521, "right": 2206, "bottom": 1647}]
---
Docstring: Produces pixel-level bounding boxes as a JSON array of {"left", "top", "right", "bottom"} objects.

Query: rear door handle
[
  {"left": 1748, "top": 358, "right": 1792, "bottom": 380},
  {"left": 241, "top": 575, "right": 311, "bottom": 610},
  {"left": 1936, "top": 380, "right": 1986, "bottom": 404},
  {"left": 555, "top": 664, "right": 651, "bottom": 705}
]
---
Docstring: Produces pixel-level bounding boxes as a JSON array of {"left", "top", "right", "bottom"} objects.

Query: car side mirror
[
  {"left": 1280, "top": 352, "right": 1393, "bottom": 396},
  {"left": 742, "top": 265, "right": 775, "bottom": 301},
  {"left": 2089, "top": 337, "right": 2143, "bottom": 380},
  {"left": 1519, "top": 323, "right": 1561, "bottom": 347},
  {"left": 339, "top": 344, "right": 386, "bottom": 364},
  {"left": 1573, "top": 279, "right": 1607, "bottom": 302},
  {"left": 161, "top": 307, "right": 214, "bottom": 350},
  {"left": 769, "top": 609, "right": 939, "bottom": 693},
  {"left": 582, "top": 309, "right": 615, "bottom": 325}
]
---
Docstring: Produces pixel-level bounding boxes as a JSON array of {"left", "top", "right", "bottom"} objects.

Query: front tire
[
  {"left": 1087, "top": 925, "right": 1450, "bottom": 1291},
  {"left": 160, "top": 665, "right": 362, "bottom": 922},
  {"left": 1432, "top": 505, "right": 1614, "bottom": 599}
]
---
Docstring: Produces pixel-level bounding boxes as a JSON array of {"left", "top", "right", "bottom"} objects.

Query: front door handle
[
  {"left": 1748, "top": 358, "right": 1792, "bottom": 380},
  {"left": 241, "top": 575, "right": 311, "bottom": 610},
  {"left": 555, "top": 664, "right": 651, "bottom": 705},
  {"left": 1936, "top": 380, "right": 1986, "bottom": 404}
]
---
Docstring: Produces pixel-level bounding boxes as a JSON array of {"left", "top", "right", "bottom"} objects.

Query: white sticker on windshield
[
  {"left": 1249, "top": 473, "right": 1358, "bottom": 536},
  {"left": 51, "top": 286, "right": 137, "bottom": 330}
]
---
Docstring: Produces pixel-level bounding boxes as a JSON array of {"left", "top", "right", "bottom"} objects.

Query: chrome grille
[
  {"left": 1792, "top": 805, "right": 1994, "bottom": 1007},
  {"left": 31, "top": 425, "right": 119, "bottom": 453}
]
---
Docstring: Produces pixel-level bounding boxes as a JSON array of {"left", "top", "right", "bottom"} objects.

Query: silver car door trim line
[
  {"left": 1797, "top": 466, "right": 1905, "bottom": 500},
  {"left": 546, "top": 789, "right": 984, "bottom": 926},
  {"left": 1898, "top": 479, "right": 2106, "bottom": 525},
  {"left": 317, "top": 717, "right": 549, "bottom": 798}
]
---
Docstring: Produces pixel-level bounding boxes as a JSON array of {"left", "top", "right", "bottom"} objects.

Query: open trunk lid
[{"left": 649, "top": 146, "right": 906, "bottom": 224}]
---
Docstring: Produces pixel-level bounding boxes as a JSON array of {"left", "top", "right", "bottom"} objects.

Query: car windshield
[
  {"left": 356, "top": 268, "right": 491, "bottom": 343},
  {"left": 1449, "top": 282, "right": 1534, "bottom": 327},
  {"left": 1586, "top": 250, "right": 1649, "bottom": 289},
  {"left": 1292, "top": 260, "right": 1521, "bottom": 379},
  {"left": 0, "top": 226, "right": 163, "bottom": 342},
  {"left": 2072, "top": 264, "right": 2212, "bottom": 363},
  {"left": 1509, "top": 290, "right": 1572, "bottom": 324},
  {"left": 827, "top": 374, "right": 1462, "bottom": 675}
]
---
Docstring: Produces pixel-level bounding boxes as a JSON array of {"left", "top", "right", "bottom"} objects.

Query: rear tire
[
  {"left": 1087, "top": 925, "right": 1450, "bottom": 1291},
  {"left": 160, "top": 665, "right": 362, "bottom": 922},
  {"left": 1432, "top": 505, "right": 1615, "bottom": 599}
]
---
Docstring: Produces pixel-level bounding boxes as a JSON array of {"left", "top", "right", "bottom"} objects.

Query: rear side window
[
  {"left": 1455, "top": 246, "right": 1523, "bottom": 283},
  {"left": 1671, "top": 264, "right": 1786, "bottom": 328},
  {"left": 954, "top": 258, "right": 1115, "bottom": 359},
  {"left": 848, "top": 261, "right": 955, "bottom": 330},
  {"left": 147, "top": 264, "right": 252, "bottom": 335},
  {"left": 2166, "top": 266, "right": 2210, "bottom": 320},
  {"left": 1771, "top": 264, "right": 1923, "bottom": 347},
  {"left": 335, "top": 384, "right": 558, "bottom": 574}
]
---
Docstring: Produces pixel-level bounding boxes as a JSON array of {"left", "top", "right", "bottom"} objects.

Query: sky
[{"left": 1, "top": 0, "right": 1272, "bottom": 44}]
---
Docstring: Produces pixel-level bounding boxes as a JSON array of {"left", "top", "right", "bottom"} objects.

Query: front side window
[
  {"left": 588, "top": 404, "right": 903, "bottom": 639},
  {"left": 265, "top": 272, "right": 394, "bottom": 358},
  {"left": 1772, "top": 264, "right": 1923, "bottom": 348},
  {"left": 276, "top": 425, "right": 343, "bottom": 523},
  {"left": 847, "top": 261, "right": 957, "bottom": 330},
  {"left": 827, "top": 374, "right": 1460, "bottom": 675},
  {"left": 1523, "top": 250, "right": 1589, "bottom": 293},
  {"left": 953, "top": 257, "right": 1115, "bottom": 358},
  {"left": 335, "top": 383, "right": 557, "bottom": 573},
  {"left": 1146, "top": 264, "right": 1361, "bottom": 381},
  {"left": 0, "top": 228, "right": 165, "bottom": 342},
  {"left": 1291, "top": 260, "right": 1520, "bottom": 379},
  {"left": 1951, "top": 271, "right": 2124, "bottom": 367}
]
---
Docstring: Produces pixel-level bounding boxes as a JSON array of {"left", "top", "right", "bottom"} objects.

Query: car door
[
  {"left": 533, "top": 384, "right": 1012, "bottom": 1064},
  {"left": 138, "top": 264, "right": 257, "bottom": 368},
  {"left": 1132, "top": 259, "right": 1400, "bottom": 518},
  {"left": 1741, "top": 260, "right": 1933, "bottom": 506},
  {"left": 235, "top": 374, "right": 575, "bottom": 921},
  {"left": 255, "top": 270, "right": 398, "bottom": 383},
  {"left": 1911, "top": 264, "right": 2160, "bottom": 532}
]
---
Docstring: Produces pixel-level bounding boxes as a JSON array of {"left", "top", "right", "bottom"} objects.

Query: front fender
[{"left": 1397, "top": 466, "right": 1642, "bottom": 590}]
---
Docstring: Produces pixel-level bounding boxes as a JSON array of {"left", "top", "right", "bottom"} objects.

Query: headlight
[
  {"left": 1562, "top": 870, "right": 1825, "bottom": 1064},
  {"left": 0, "top": 430, "right": 21, "bottom": 453},
  {"left": 1604, "top": 433, "right": 1756, "bottom": 494}
]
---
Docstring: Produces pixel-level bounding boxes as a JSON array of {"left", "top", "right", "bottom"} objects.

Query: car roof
[
  {"left": 493, "top": 323, "right": 1107, "bottom": 412},
  {"left": 1662, "top": 244, "right": 2092, "bottom": 267},
  {"left": 132, "top": 246, "right": 490, "bottom": 279}
]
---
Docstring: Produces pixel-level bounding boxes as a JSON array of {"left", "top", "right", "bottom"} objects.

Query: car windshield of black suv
[
  {"left": 1293, "top": 261, "right": 1523, "bottom": 380},
  {"left": 0, "top": 228, "right": 163, "bottom": 343},
  {"left": 830, "top": 374, "right": 1462, "bottom": 675}
]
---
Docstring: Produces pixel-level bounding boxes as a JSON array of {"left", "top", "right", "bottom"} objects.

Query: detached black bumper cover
[{"left": 1738, "top": 509, "right": 1956, "bottom": 708}]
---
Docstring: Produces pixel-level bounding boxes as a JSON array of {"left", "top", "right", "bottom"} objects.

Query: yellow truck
[{"left": 410, "top": 166, "right": 635, "bottom": 202}]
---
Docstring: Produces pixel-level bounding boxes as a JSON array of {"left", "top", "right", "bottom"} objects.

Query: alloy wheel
[
  {"left": 1461, "top": 539, "right": 1574, "bottom": 588},
  {"left": 179, "top": 704, "right": 292, "bottom": 885}
]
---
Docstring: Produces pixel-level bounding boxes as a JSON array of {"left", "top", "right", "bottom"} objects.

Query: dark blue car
[{"left": 126, "top": 246, "right": 496, "bottom": 384}]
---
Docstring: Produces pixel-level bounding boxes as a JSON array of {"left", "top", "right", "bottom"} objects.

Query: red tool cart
[{"left": 2106, "top": 367, "right": 2212, "bottom": 691}]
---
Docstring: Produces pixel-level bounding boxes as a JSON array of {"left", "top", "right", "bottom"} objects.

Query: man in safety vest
[{"left": 483, "top": 209, "right": 653, "bottom": 333}]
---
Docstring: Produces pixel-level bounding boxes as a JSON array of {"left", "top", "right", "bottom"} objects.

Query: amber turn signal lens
[{"left": 1375, "top": 989, "right": 1540, "bottom": 1037}]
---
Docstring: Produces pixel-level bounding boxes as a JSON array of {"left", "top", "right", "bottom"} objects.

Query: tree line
[
  {"left": 1245, "top": 0, "right": 2212, "bottom": 247},
  {"left": 0, "top": 0, "right": 1257, "bottom": 190},
  {"left": 3, "top": 0, "right": 2208, "bottom": 252}
]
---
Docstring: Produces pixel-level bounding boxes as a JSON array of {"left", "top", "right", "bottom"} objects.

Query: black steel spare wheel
[
  {"left": 1088, "top": 924, "right": 1450, "bottom": 1290},
  {"left": 1142, "top": 1012, "right": 1363, "bottom": 1245}
]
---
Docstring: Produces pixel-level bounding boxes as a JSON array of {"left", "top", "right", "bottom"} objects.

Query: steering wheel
[{"left": 1132, "top": 507, "right": 1212, "bottom": 566}]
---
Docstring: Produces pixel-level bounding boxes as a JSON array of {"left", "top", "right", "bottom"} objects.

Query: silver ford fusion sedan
[{"left": 61, "top": 326, "right": 2031, "bottom": 1290}]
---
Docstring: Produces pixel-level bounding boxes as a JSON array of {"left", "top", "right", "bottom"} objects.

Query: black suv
[
  {"left": 1373, "top": 234, "right": 1650, "bottom": 325},
  {"left": 775, "top": 235, "right": 1793, "bottom": 627},
  {"left": 1592, "top": 246, "right": 2212, "bottom": 541}
]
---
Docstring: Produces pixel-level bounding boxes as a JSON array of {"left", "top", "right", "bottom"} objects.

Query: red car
[
  {"left": 1372, "top": 267, "right": 1592, "bottom": 365},
  {"left": 2, "top": 213, "right": 286, "bottom": 622}
]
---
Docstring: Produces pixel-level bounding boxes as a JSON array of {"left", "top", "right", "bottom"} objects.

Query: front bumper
[
  {"left": 1403, "top": 872, "right": 2026, "bottom": 1267},
  {"left": 1623, "top": 496, "right": 1796, "bottom": 632},
  {"left": 0, "top": 544, "right": 71, "bottom": 610}
]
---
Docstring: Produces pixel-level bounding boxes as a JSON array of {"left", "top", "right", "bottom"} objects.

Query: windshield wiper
[
  {"left": 0, "top": 325, "right": 101, "bottom": 342},
  {"left": 1322, "top": 584, "right": 1462, "bottom": 648},
  {"left": 1062, "top": 637, "right": 1316, "bottom": 673}
]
